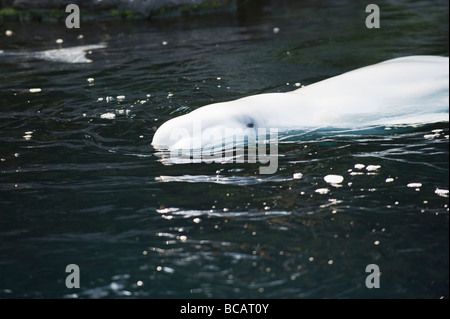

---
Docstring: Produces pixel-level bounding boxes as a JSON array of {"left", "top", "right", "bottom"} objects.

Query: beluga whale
[{"left": 152, "top": 55, "right": 449, "bottom": 152}]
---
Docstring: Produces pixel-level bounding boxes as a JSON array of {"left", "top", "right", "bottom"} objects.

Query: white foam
[
  {"left": 100, "top": 112, "right": 116, "bottom": 120},
  {"left": 324, "top": 174, "right": 344, "bottom": 184},
  {"left": 293, "top": 172, "right": 303, "bottom": 179},
  {"left": 435, "top": 188, "right": 449, "bottom": 197},
  {"left": 29, "top": 44, "right": 106, "bottom": 64},
  {"left": 366, "top": 165, "right": 381, "bottom": 171},
  {"left": 315, "top": 188, "right": 330, "bottom": 194}
]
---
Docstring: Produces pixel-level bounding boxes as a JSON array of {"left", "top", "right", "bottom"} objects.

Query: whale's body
[{"left": 152, "top": 56, "right": 449, "bottom": 150}]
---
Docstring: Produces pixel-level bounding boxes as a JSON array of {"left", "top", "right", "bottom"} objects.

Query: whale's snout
[
  {"left": 151, "top": 120, "right": 176, "bottom": 150},
  {"left": 152, "top": 113, "right": 262, "bottom": 151},
  {"left": 152, "top": 102, "right": 263, "bottom": 151}
]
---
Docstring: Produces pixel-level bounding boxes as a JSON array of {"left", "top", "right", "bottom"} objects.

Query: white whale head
[{"left": 152, "top": 96, "right": 277, "bottom": 151}]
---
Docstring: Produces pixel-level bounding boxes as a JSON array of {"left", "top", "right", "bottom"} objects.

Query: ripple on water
[
  {"left": 155, "top": 174, "right": 287, "bottom": 185},
  {"left": 156, "top": 207, "right": 292, "bottom": 221}
]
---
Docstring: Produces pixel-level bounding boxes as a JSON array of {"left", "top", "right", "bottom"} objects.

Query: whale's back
[{"left": 288, "top": 55, "right": 449, "bottom": 126}]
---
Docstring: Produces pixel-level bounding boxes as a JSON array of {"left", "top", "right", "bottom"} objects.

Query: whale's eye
[{"left": 247, "top": 123, "right": 254, "bottom": 128}]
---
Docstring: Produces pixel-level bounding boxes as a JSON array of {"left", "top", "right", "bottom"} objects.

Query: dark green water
[{"left": 0, "top": 0, "right": 448, "bottom": 298}]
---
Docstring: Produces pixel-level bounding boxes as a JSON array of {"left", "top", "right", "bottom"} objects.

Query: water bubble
[
  {"left": 157, "top": 207, "right": 179, "bottom": 214},
  {"left": 324, "top": 174, "right": 344, "bottom": 184},
  {"left": 315, "top": 188, "right": 330, "bottom": 194},
  {"left": 163, "top": 267, "right": 175, "bottom": 274},
  {"left": 292, "top": 172, "right": 303, "bottom": 179},
  {"left": 366, "top": 165, "right": 381, "bottom": 171},
  {"left": 100, "top": 112, "right": 116, "bottom": 119},
  {"left": 23, "top": 131, "right": 33, "bottom": 140}
]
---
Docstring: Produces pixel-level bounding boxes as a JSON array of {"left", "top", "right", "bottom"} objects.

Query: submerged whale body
[
  {"left": 152, "top": 56, "right": 449, "bottom": 150},
  {"left": 0, "top": 44, "right": 106, "bottom": 63}
]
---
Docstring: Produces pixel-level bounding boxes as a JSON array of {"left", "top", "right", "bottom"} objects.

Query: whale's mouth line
[{"left": 152, "top": 125, "right": 280, "bottom": 174}]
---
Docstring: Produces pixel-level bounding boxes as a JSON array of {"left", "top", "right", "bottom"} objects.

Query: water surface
[{"left": 0, "top": 0, "right": 448, "bottom": 298}]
